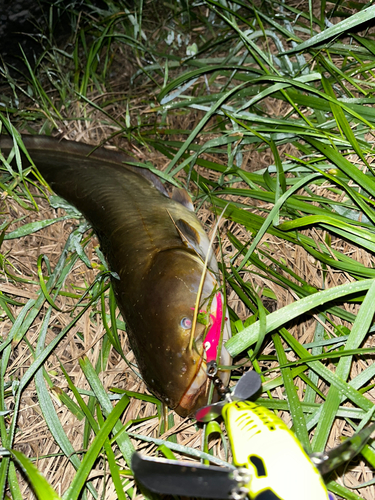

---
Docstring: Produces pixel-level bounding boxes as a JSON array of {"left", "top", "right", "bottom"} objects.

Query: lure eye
[{"left": 180, "top": 317, "right": 192, "bottom": 329}]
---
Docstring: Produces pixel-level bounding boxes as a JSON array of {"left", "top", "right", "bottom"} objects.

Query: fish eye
[{"left": 180, "top": 317, "right": 192, "bottom": 329}]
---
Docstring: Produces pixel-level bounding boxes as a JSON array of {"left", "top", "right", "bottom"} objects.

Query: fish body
[{"left": 0, "top": 135, "right": 231, "bottom": 416}]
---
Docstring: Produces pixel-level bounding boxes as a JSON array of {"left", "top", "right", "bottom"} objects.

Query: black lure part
[
  {"left": 311, "top": 422, "right": 375, "bottom": 476},
  {"left": 232, "top": 370, "right": 262, "bottom": 401},
  {"left": 131, "top": 452, "right": 236, "bottom": 499}
]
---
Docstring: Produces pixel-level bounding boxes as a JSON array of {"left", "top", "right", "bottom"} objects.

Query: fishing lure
[{"left": 132, "top": 371, "right": 375, "bottom": 500}]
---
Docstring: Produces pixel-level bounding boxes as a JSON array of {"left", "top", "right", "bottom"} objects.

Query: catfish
[{"left": 0, "top": 135, "right": 231, "bottom": 416}]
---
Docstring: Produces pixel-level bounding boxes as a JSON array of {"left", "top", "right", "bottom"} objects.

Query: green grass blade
[
  {"left": 279, "top": 329, "right": 374, "bottom": 413},
  {"left": 96, "top": 407, "right": 127, "bottom": 500},
  {"left": 235, "top": 172, "right": 321, "bottom": 272},
  {"left": 273, "top": 334, "right": 310, "bottom": 451},
  {"left": 284, "top": 5, "right": 375, "bottom": 54},
  {"left": 63, "top": 395, "right": 129, "bottom": 500},
  {"left": 78, "top": 357, "right": 134, "bottom": 467},
  {"left": 7, "top": 462, "right": 23, "bottom": 500},
  {"left": 225, "top": 280, "right": 373, "bottom": 357},
  {"left": 4, "top": 216, "right": 72, "bottom": 240},
  {"left": 10, "top": 450, "right": 62, "bottom": 500},
  {"left": 305, "top": 138, "right": 375, "bottom": 198},
  {"left": 311, "top": 280, "right": 375, "bottom": 452},
  {"left": 127, "top": 432, "right": 233, "bottom": 467}
]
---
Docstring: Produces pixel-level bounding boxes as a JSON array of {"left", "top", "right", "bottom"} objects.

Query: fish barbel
[{"left": 0, "top": 135, "right": 232, "bottom": 416}]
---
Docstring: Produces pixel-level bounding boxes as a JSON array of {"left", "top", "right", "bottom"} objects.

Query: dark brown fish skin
[{"left": 0, "top": 135, "right": 227, "bottom": 416}]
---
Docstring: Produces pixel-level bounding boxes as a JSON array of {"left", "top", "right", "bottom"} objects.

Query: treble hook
[{"left": 206, "top": 360, "right": 229, "bottom": 398}]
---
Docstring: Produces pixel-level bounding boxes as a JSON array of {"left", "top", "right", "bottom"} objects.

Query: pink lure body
[{"left": 204, "top": 292, "right": 224, "bottom": 362}]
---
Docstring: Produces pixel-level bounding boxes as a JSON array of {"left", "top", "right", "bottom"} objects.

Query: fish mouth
[
  {"left": 175, "top": 292, "right": 232, "bottom": 417},
  {"left": 174, "top": 352, "right": 231, "bottom": 417},
  {"left": 174, "top": 357, "right": 207, "bottom": 416}
]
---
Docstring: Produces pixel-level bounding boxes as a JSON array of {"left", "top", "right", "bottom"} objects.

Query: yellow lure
[{"left": 223, "top": 401, "right": 332, "bottom": 500}]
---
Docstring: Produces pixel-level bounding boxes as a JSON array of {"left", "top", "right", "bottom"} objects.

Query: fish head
[{"left": 135, "top": 248, "right": 231, "bottom": 416}]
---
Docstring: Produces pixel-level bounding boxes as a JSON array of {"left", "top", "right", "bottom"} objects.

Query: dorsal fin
[
  {"left": 171, "top": 188, "right": 194, "bottom": 211},
  {"left": 125, "top": 165, "right": 169, "bottom": 197},
  {"left": 175, "top": 219, "right": 201, "bottom": 250},
  {"left": 166, "top": 211, "right": 219, "bottom": 273}
]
